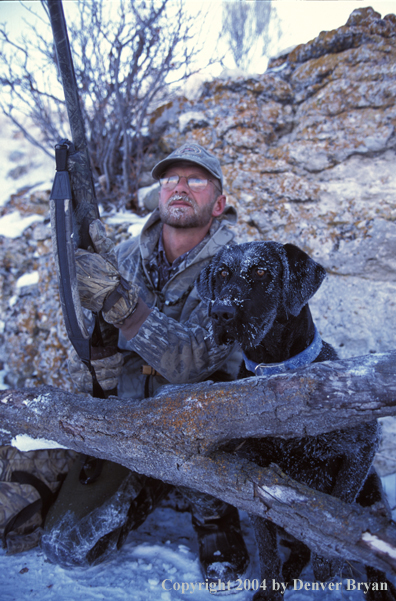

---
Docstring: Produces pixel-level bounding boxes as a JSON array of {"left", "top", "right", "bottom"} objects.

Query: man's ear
[
  {"left": 211, "top": 195, "right": 226, "bottom": 218},
  {"left": 196, "top": 262, "right": 214, "bottom": 301},
  {"left": 282, "top": 243, "right": 327, "bottom": 316}
]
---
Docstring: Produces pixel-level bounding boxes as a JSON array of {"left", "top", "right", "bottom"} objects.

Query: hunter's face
[{"left": 158, "top": 164, "right": 225, "bottom": 229}]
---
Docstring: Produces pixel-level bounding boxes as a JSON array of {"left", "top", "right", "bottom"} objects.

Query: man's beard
[{"left": 159, "top": 194, "right": 216, "bottom": 229}]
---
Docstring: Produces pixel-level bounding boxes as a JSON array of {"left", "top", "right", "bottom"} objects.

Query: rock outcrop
[
  {"left": 146, "top": 6, "right": 396, "bottom": 362},
  {"left": 0, "top": 6, "right": 395, "bottom": 469}
]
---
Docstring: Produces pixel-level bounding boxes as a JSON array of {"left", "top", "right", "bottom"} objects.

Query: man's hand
[
  {"left": 75, "top": 220, "right": 139, "bottom": 325},
  {"left": 68, "top": 347, "right": 124, "bottom": 394}
]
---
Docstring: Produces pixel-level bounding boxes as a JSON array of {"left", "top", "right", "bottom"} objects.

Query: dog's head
[{"left": 196, "top": 241, "right": 326, "bottom": 348}]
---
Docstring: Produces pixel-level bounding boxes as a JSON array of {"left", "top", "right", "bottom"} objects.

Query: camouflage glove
[
  {"left": 68, "top": 348, "right": 124, "bottom": 395},
  {"left": 75, "top": 219, "right": 139, "bottom": 325}
]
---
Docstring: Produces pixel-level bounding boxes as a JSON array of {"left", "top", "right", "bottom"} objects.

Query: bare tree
[
  {"left": 221, "top": 0, "right": 280, "bottom": 72},
  {"left": 0, "top": 0, "right": 214, "bottom": 209}
]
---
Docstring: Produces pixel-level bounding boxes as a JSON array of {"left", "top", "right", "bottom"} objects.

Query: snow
[
  {"left": 0, "top": 508, "right": 260, "bottom": 601},
  {"left": 361, "top": 532, "right": 396, "bottom": 560},
  {"left": 0, "top": 210, "right": 44, "bottom": 239},
  {"left": 16, "top": 271, "right": 40, "bottom": 289},
  {"left": 0, "top": 503, "right": 387, "bottom": 601},
  {"left": 10, "top": 434, "right": 68, "bottom": 452}
]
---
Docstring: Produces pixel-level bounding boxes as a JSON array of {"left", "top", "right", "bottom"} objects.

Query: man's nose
[{"left": 173, "top": 176, "right": 190, "bottom": 193}]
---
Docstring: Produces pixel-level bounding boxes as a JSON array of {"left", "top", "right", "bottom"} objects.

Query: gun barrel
[
  {"left": 47, "top": 0, "right": 86, "bottom": 152},
  {"left": 47, "top": 0, "right": 99, "bottom": 250}
]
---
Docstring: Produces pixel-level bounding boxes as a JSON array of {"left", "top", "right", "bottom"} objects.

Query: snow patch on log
[
  {"left": 11, "top": 433, "right": 68, "bottom": 452},
  {"left": 361, "top": 532, "right": 396, "bottom": 560}
]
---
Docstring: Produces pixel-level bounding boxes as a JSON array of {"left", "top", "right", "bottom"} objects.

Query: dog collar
[{"left": 242, "top": 325, "right": 323, "bottom": 377}]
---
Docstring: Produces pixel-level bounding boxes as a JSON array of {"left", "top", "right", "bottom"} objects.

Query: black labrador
[{"left": 197, "top": 241, "right": 395, "bottom": 600}]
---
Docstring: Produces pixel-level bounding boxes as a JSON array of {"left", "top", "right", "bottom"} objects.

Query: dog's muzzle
[{"left": 209, "top": 302, "right": 236, "bottom": 344}]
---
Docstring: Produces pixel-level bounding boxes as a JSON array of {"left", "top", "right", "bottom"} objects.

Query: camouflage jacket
[{"left": 115, "top": 206, "right": 242, "bottom": 399}]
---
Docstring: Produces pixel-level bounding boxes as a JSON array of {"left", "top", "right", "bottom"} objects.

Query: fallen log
[
  {"left": 2, "top": 350, "right": 394, "bottom": 455},
  {"left": 1, "top": 350, "right": 396, "bottom": 574}
]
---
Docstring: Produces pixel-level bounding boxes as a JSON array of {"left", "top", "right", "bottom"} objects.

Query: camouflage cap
[{"left": 151, "top": 143, "right": 223, "bottom": 191}]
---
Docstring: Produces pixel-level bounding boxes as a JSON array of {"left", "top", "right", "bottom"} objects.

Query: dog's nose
[{"left": 211, "top": 302, "right": 236, "bottom": 323}]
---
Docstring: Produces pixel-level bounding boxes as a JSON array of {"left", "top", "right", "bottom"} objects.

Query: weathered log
[
  {"left": 3, "top": 351, "right": 395, "bottom": 455},
  {"left": 1, "top": 350, "right": 396, "bottom": 574}
]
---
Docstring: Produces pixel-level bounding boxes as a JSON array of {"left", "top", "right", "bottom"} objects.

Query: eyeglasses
[{"left": 159, "top": 174, "right": 221, "bottom": 193}]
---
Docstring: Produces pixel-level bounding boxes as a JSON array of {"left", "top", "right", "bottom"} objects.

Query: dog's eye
[
  {"left": 219, "top": 269, "right": 229, "bottom": 279},
  {"left": 256, "top": 268, "right": 267, "bottom": 277}
]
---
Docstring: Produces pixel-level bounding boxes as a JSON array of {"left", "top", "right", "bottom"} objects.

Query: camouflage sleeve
[{"left": 118, "top": 301, "right": 239, "bottom": 384}]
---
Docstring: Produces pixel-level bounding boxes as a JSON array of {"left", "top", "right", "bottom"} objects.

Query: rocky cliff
[{"left": 0, "top": 6, "right": 395, "bottom": 469}]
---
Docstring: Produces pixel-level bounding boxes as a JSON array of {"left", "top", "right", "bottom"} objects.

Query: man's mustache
[{"left": 167, "top": 194, "right": 196, "bottom": 208}]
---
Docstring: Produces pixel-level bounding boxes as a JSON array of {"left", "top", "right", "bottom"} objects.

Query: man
[
  {"left": 42, "top": 143, "right": 250, "bottom": 586},
  {"left": 114, "top": 144, "right": 242, "bottom": 399}
]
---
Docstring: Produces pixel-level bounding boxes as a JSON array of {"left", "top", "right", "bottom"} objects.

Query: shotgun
[{"left": 47, "top": 0, "right": 117, "bottom": 399}]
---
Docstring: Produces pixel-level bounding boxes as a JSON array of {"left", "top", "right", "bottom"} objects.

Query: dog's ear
[
  {"left": 282, "top": 243, "right": 327, "bottom": 316},
  {"left": 196, "top": 262, "right": 215, "bottom": 301}
]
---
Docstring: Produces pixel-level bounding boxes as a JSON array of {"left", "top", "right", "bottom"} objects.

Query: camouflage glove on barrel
[
  {"left": 75, "top": 219, "right": 138, "bottom": 325},
  {"left": 68, "top": 348, "right": 124, "bottom": 394}
]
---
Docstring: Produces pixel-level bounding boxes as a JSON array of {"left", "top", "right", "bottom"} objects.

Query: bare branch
[
  {"left": 0, "top": 110, "right": 53, "bottom": 159},
  {"left": 0, "top": 0, "right": 217, "bottom": 208}
]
